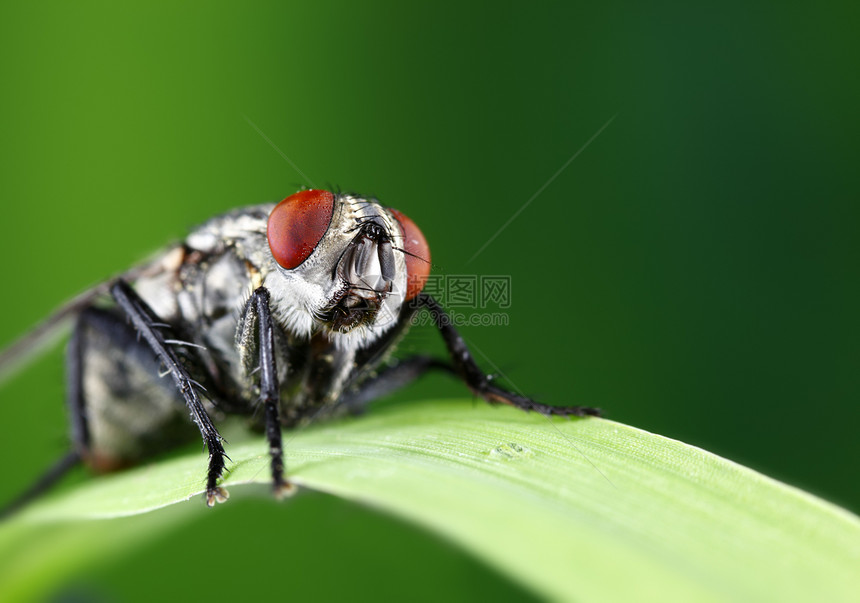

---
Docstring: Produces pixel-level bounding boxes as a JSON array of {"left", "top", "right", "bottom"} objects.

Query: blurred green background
[{"left": 1, "top": 2, "right": 857, "bottom": 601}]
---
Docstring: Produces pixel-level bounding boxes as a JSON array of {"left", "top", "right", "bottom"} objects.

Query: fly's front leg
[
  {"left": 415, "top": 293, "right": 601, "bottom": 417},
  {"left": 340, "top": 355, "right": 454, "bottom": 413},
  {"left": 238, "top": 287, "right": 293, "bottom": 498},
  {"left": 110, "top": 280, "right": 229, "bottom": 506}
]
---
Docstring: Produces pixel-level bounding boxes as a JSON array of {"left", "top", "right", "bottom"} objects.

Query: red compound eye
[
  {"left": 267, "top": 190, "right": 335, "bottom": 270},
  {"left": 388, "top": 208, "right": 431, "bottom": 300}
]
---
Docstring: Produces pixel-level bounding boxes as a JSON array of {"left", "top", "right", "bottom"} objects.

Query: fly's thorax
[{"left": 127, "top": 210, "right": 276, "bottom": 394}]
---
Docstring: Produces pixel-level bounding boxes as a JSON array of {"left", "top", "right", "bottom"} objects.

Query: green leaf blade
[{"left": 2, "top": 400, "right": 857, "bottom": 602}]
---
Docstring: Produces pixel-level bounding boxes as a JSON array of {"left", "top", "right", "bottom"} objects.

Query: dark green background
[{"left": 1, "top": 2, "right": 857, "bottom": 601}]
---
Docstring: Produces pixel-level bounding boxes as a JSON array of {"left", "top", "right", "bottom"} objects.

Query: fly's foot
[
  {"left": 205, "top": 486, "right": 230, "bottom": 507},
  {"left": 273, "top": 478, "right": 297, "bottom": 500}
]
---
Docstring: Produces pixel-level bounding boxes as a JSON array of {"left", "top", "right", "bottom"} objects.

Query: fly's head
[{"left": 263, "top": 190, "right": 430, "bottom": 349}]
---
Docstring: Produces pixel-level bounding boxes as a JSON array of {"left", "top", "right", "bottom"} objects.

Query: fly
[{"left": 0, "top": 189, "right": 600, "bottom": 515}]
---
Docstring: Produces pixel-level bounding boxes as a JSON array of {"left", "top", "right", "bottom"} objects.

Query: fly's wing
[
  {"left": 0, "top": 245, "right": 183, "bottom": 386},
  {"left": 0, "top": 282, "right": 112, "bottom": 385}
]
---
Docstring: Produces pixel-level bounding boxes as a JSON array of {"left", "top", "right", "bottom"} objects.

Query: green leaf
[{"left": 1, "top": 400, "right": 857, "bottom": 602}]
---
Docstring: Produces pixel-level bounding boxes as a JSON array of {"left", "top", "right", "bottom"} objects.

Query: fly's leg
[
  {"left": 339, "top": 355, "right": 454, "bottom": 413},
  {"left": 341, "top": 301, "right": 453, "bottom": 412},
  {"left": 415, "top": 293, "right": 602, "bottom": 417},
  {"left": 237, "top": 287, "right": 292, "bottom": 497},
  {"left": 0, "top": 452, "right": 81, "bottom": 519},
  {"left": 67, "top": 306, "right": 89, "bottom": 454},
  {"left": 0, "top": 313, "right": 87, "bottom": 519},
  {"left": 2, "top": 302, "right": 194, "bottom": 518},
  {"left": 69, "top": 306, "right": 200, "bottom": 469},
  {"left": 110, "top": 280, "right": 229, "bottom": 506}
]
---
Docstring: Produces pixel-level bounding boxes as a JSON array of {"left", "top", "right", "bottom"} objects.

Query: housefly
[{"left": 0, "top": 189, "right": 600, "bottom": 515}]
